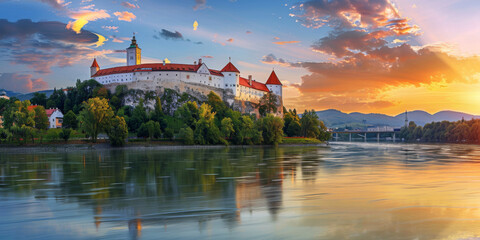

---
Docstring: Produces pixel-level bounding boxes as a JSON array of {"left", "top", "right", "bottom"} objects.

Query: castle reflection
[{"left": 0, "top": 146, "right": 323, "bottom": 238}]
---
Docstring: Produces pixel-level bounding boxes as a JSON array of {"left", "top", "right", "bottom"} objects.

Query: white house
[{"left": 46, "top": 108, "right": 63, "bottom": 129}]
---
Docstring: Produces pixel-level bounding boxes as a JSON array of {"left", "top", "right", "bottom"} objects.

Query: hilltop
[{"left": 315, "top": 109, "right": 480, "bottom": 128}]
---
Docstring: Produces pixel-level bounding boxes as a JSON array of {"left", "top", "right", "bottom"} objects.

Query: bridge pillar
[
  {"left": 377, "top": 133, "right": 380, "bottom": 143},
  {"left": 349, "top": 133, "right": 352, "bottom": 142},
  {"left": 393, "top": 133, "right": 396, "bottom": 143},
  {"left": 335, "top": 133, "right": 338, "bottom": 142},
  {"left": 364, "top": 134, "right": 367, "bottom": 142}
]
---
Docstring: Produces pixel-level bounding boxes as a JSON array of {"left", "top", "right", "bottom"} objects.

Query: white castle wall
[{"left": 94, "top": 70, "right": 274, "bottom": 104}]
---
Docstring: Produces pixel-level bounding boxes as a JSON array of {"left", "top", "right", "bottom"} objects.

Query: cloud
[
  {"left": 193, "top": 0, "right": 207, "bottom": 10},
  {"left": 202, "top": 55, "right": 213, "bottom": 58},
  {"left": 153, "top": 29, "right": 203, "bottom": 45},
  {"left": 246, "top": 31, "right": 252, "bottom": 34},
  {"left": 193, "top": 20, "right": 199, "bottom": 31},
  {"left": 227, "top": 38, "right": 234, "bottom": 42},
  {"left": 261, "top": 54, "right": 291, "bottom": 67},
  {"left": 273, "top": 40, "right": 300, "bottom": 45},
  {"left": 292, "top": 46, "right": 480, "bottom": 95},
  {"left": 393, "top": 39, "right": 407, "bottom": 44},
  {"left": 102, "top": 26, "right": 118, "bottom": 31},
  {"left": 156, "top": 29, "right": 183, "bottom": 40},
  {"left": 66, "top": 9, "right": 110, "bottom": 34},
  {"left": 121, "top": 1, "right": 139, "bottom": 9},
  {"left": 37, "top": 0, "right": 110, "bottom": 34},
  {"left": 39, "top": 0, "right": 70, "bottom": 11},
  {"left": 0, "top": 19, "right": 113, "bottom": 73},
  {"left": 292, "top": 0, "right": 419, "bottom": 33},
  {"left": 110, "top": 35, "right": 130, "bottom": 43},
  {"left": 311, "top": 30, "right": 389, "bottom": 58},
  {"left": 0, "top": 73, "right": 48, "bottom": 93},
  {"left": 114, "top": 11, "right": 136, "bottom": 22}
]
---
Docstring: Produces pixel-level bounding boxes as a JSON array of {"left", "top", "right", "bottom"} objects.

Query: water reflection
[{"left": 2, "top": 144, "right": 480, "bottom": 239}]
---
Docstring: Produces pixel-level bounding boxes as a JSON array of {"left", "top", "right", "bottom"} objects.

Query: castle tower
[
  {"left": 266, "top": 70, "right": 283, "bottom": 115},
  {"left": 90, "top": 58, "right": 99, "bottom": 77},
  {"left": 127, "top": 35, "right": 141, "bottom": 66},
  {"left": 221, "top": 60, "right": 240, "bottom": 95},
  {"left": 265, "top": 70, "right": 283, "bottom": 97}
]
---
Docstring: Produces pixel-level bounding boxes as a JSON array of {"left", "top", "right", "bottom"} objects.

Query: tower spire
[{"left": 405, "top": 110, "right": 408, "bottom": 128}]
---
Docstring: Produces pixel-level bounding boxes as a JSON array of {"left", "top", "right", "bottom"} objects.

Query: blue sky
[{"left": 1, "top": 0, "right": 480, "bottom": 114}]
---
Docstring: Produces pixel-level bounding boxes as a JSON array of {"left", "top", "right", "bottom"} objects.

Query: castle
[{"left": 90, "top": 36, "right": 283, "bottom": 114}]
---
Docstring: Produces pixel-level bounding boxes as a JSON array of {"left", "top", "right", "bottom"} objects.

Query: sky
[{"left": 0, "top": 0, "right": 480, "bottom": 115}]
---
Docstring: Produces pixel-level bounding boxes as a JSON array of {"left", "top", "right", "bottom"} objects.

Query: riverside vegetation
[{"left": 0, "top": 79, "right": 330, "bottom": 146}]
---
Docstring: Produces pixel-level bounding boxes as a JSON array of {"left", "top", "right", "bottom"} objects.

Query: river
[{"left": 1, "top": 143, "right": 480, "bottom": 239}]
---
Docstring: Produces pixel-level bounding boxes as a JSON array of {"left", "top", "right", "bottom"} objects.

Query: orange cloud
[
  {"left": 227, "top": 38, "right": 234, "bottom": 42},
  {"left": 273, "top": 41, "right": 300, "bottom": 45},
  {"left": 193, "top": 20, "right": 199, "bottom": 31},
  {"left": 114, "top": 11, "right": 136, "bottom": 22},
  {"left": 66, "top": 9, "right": 110, "bottom": 34}
]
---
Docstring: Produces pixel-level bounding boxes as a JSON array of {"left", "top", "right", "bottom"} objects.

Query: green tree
[
  {"left": 107, "top": 116, "right": 128, "bottom": 146},
  {"left": 129, "top": 99, "right": 148, "bottom": 132},
  {"left": 300, "top": 110, "right": 321, "bottom": 138},
  {"left": 258, "top": 114, "right": 284, "bottom": 145},
  {"left": 194, "top": 103, "right": 226, "bottom": 145},
  {"left": 235, "top": 116, "right": 262, "bottom": 145},
  {"left": 33, "top": 106, "right": 49, "bottom": 130},
  {"left": 30, "top": 92, "right": 47, "bottom": 107},
  {"left": 63, "top": 110, "right": 77, "bottom": 129},
  {"left": 6, "top": 100, "right": 35, "bottom": 129},
  {"left": 150, "top": 97, "right": 164, "bottom": 122},
  {"left": 221, "top": 117, "right": 234, "bottom": 139},
  {"left": 78, "top": 98, "right": 114, "bottom": 143},
  {"left": 179, "top": 127, "right": 194, "bottom": 145},
  {"left": 283, "top": 110, "right": 301, "bottom": 137},
  {"left": 164, "top": 127, "right": 174, "bottom": 140},
  {"left": 175, "top": 101, "right": 199, "bottom": 129},
  {"left": 257, "top": 92, "right": 279, "bottom": 117},
  {"left": 59, "top": 128, "right": 72, "bottom": 142}
]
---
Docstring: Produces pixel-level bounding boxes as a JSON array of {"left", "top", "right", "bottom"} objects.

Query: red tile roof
[
  {"left": 27, "top": 105, "right": 38, "bottom": 111},
  {"left": 93, "top": 63, "right": 205, "bottom": 77},
  {"left": 45, "top": 109, "right": 56, "bottom": 117},
  {"left": 27, "top": 105, "right": 59, "bottom": 117},
  {"left": 91, "top": 58, "right": 99, "bottom": 68},
  {"left": 221, "top": 62, "right": 240, "bottom": 73},
  {"left": 239, "top": 77, "right": 270, "bottom": 92},
  {"left": 265, "top": 70, "right": 282, "bottom": 85}
]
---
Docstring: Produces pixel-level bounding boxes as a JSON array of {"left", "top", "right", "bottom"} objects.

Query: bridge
[{"left": 329, "top": 127, "right": 401, "bottom": 142}]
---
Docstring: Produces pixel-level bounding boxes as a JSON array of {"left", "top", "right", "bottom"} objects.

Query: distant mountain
[
  {"left": 0, "top": 89, "right": 22, "bottom": 97},
  {"left": 0, "top": 88, "right": 55, "bottom": 101},
  {"left": 315, "top": 109, "right": 480, "bottom": 128},
  {"left": 15, "top": 90, "right": 55, "bottom": 101}
]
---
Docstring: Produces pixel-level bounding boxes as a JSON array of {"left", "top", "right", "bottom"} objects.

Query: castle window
[
  {"left": 187, "top": 75, "right": 190, "bottom": 79},
  {"left": 229, "top": 74, "right": 232, "bottom": 76},
  {"left": 209, "top": 76, "right": 212, "bottom": 80}
]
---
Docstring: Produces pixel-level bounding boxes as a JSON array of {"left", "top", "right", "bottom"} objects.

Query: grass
[{"left": 281, "top": 137, "right": 323, "bottom": 144}]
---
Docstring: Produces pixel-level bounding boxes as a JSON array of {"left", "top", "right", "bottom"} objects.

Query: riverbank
[{"left": 0, "top": 141, "right": 328, "bottom": 152}]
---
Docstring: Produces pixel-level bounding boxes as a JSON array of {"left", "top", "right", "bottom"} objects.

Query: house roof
[
  {"left": 221, "top": 62, "right": 240, "bottom": 73},
  {"left": 27, "top": 105, "right": 59, "bottom": 117},
  {"left": 265, "top": 70, "right": 282, "bottom": 85},
  {"left": 91, "top": 58, "right": 99, "bottom": 68},
  {"left": 45, "top": 109, "right": 56, "bottom": 117},
  {"left": 239, "top": 77, "right": 270, "bottom": 92}
]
